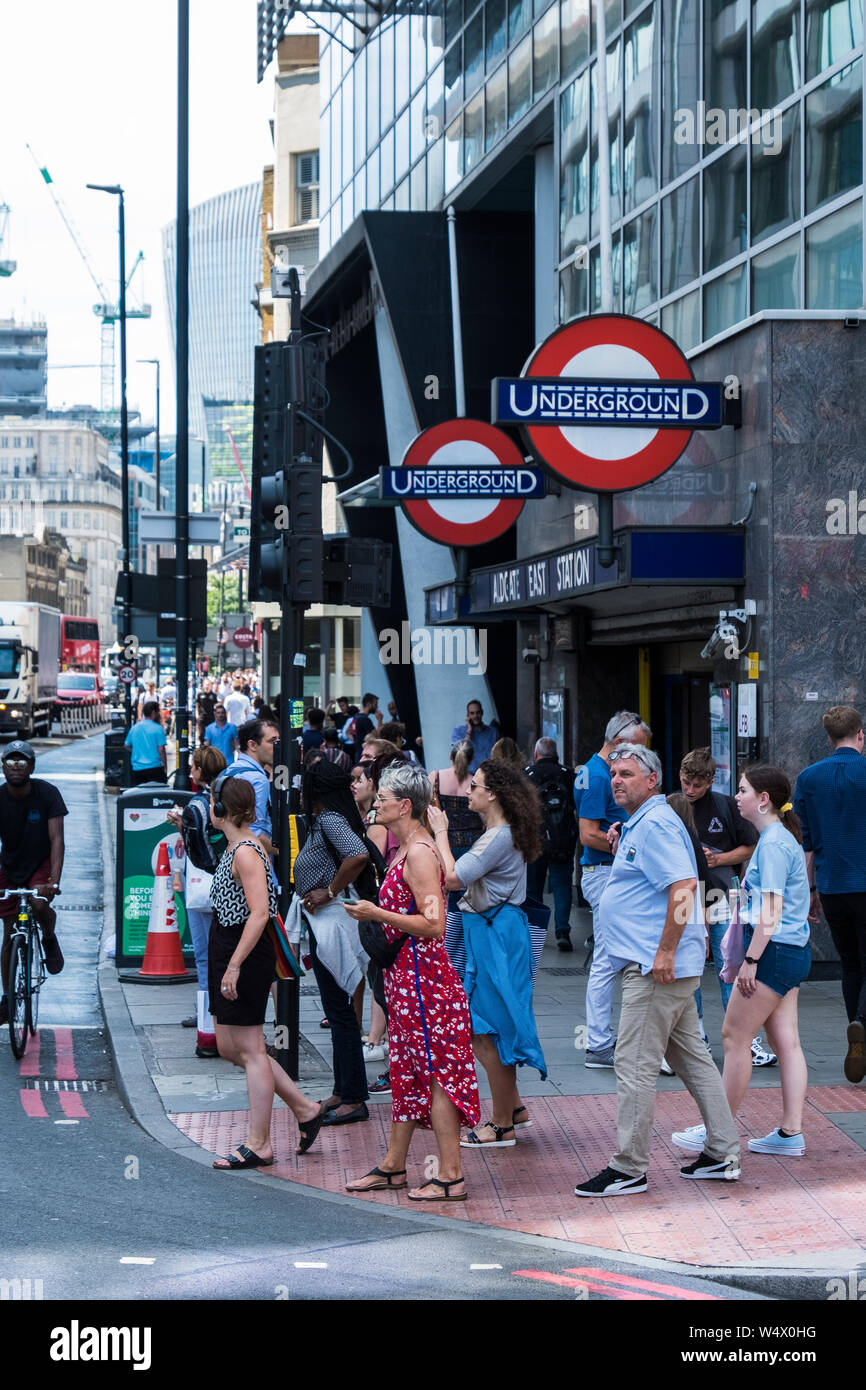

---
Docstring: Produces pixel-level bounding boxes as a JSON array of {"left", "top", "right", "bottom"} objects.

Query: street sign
[
  {"left": 380, "top": 464, "right": 546, "bottom": 500},
  {"left": 118, "top": 665, "right": 138, "bottom": 684},
  {"left": 139, "top": 512, "right": 222, "bottom": 545},
  {"left": 233, "top": 523, "right": 251, "bottom": 541},
  {"left": 398, "top": 419, "right": 527, "bottom": 546},
  {"left": 232, "top": 626, "right": 255, "bottom": 649},
  {"left": 494, "top": 314, "right": 730, "bottom": 492}
]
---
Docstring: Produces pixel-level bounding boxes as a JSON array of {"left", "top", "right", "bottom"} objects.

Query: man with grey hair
[
  {"left": 525, "top": 737, "right": 578, "bottom": 950},
  {"left": 575, "top": 744, "right": 740, "bottom": 1196},
  {"left": 576, "top": 711, "right": 651, "bottom": 1067}
]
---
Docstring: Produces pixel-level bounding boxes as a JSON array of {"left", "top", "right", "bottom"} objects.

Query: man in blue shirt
[
  {"left": 575, "top": 710, "right": 650, "bottom": 1067},
  {"left": 575, "top": 744, "right": 740, "bottom": 1197},
  {"left": 793, "top": 704, "right": 866, "bottom": 1083},
  {"left": 204, "top": 703, "right": 238, "bottom": 762},
  {"left": 450, "top": 700, "right": 500, "bottom": 774},
  {"left": 124, "top": 702, "right": 168, "bottom": 785},
  {"left": 233, "top": 717, "right": 279, "bottom": 861}
]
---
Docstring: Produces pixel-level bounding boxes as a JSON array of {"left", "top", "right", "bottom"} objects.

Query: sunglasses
[
  {"left": 3, "top": 756, "right": 31, "bottom": 766},
  {"left": 469, "top": 780, "right": 486, "bottom": 791}
]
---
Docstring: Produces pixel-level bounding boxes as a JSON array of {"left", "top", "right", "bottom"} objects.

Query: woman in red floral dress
[{"left": 344, "top": 762, "right": 480, "bottom": 1201}]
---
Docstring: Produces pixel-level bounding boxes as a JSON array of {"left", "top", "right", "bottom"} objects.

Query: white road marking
[
  {"left": 294, "top": 1261, "right": 328, "bottom": 1269},
  {"left": 119, "top": 1257, "right": 156, "bottom": 1265},
  {"left": 54, "top": 1119, "right": 79, "bottom": 1125},
  {"left": 470, "top": 1264, "right": 503, "bottom": 1270},
  {"left": 42, "top": 773, "right": 105, "bottom": 782}
]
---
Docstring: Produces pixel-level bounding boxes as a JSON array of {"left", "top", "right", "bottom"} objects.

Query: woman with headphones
[{"left": 208, "top": 770, "right": 326, "bottom": 1167}]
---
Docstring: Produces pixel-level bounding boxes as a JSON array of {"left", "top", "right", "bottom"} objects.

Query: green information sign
[
  {"left": 115, "top": 789, "right": 194, "bottom": 967},
  {"left": 290, "top": 698, "right": 305, "bottom": 729}
]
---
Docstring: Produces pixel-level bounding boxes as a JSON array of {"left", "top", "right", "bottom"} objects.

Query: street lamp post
[{"left": 87, "top": 180, "right": 131, "bottom": 732}]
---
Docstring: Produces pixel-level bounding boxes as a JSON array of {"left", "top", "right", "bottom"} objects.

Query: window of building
[
  {"left": 354, "top": 55, "right": 366, "bottom": 167},
  {"left": 752, "top": 105, "right": 801, "bottom": 242},
  {"left": 508, "top": 33, "right": 533, "bottom": 125},
  {"left": 367, "top": 34, "right": 381, "bottom": 153},
  {"left": 623, "top": 205, "right": 658, "bottom": 310},
  {"left": 411, "top": 154, "right": 428, "bottom": 207},
  {"left": 623, "top": 6, "right": 658, "bottom": 214},
  {"left": 590, "top": 42, "right": 623, "bottom": 232},
  {"left": 704, "top": 0, "right": 747, "bottom": 116},
  {"left": 752, "top": 231, "right": 802, "bottom": 308},
  {"left": 411, "top": 87, "right": 428, "bottom": 162},
  {"left": 395, "top": 109, "right": 411, "bottom": 182},
  {"left": 13, "top": 436, "right": 21, "bottom": 448},
  {"left": 60, "top": 512, "right": 68, "bottom": 528},
  {"left": 396, "top": 17, "right": 411, "bottom": 113},
  {"left": 487, "top": 0, "right": 508, "bottom": 68},
  {"left": 703, "top": 262, "right": 748, "bottom": 337},
  {"left": 381, "top": 125, "right": 396, "bottom": 196},
  {"left": 445, "top": 113, "right": 464, "bottom": 190},
  {"left": 805, "top": 58, "right": 863, "bottom": 213},
  {"left": 465, "top": 9, "right": 485, "bottom": 93},
  {"left": 0, "top": 437, "right": 7, "bottom": 449},
  {"left": 661, "top": 175, "right": 700, "bottom": 294},
  {"left": 560, "top": 70, "right": 590, "bottom": 257},
  {"left": 446, "top": 0, "right": 464, "bottom": 46},
  {"left": 485, "top": 61, "right": 508, "bottom": 149},
  {"left": 381, "top": 21, "right": 396, "bottom": 128},
  {"left": 590, "top": 232, "right": 623, "bottom": 309},
  {"left": 533, "top": 5, "right": 559, "bottom": 96},
  {"left": 25, "top": 436, "right": 33, "bottom": 448},
  {"left": 395, "top": 175, "right": 410, "bottom": 209},
  {"left": 704, "top": 143, "right": 748, "bottom": 270},
  {"left": 561, "top": 0, "right": 589, "bottom": 81},
  {"left": 661, "top": 288, "right": 702, "bottom": 351},
  {"left": 509, "top": 0, "right": 533, "bottom": 41},
  {"left": 752, "top": 0, "right": 801, "bottom": 109},
  {"left": 428, "top": 135, "right": 446, "bottom": 202},
  {"left": 445, "top": 38, "right": 464, "bottom": 123},
  {"left": 560, "top": 258, "right": 589, "bottom": 319},
  {"left": 464, "top": 90, "right": 485, "bottom": 172},
  {"left": 806, "top": 0, "right": 863, "bottom": 79},
  {"left": 806, "top": 197, "right": 863, "bottom": 305},
  {"left": 427, "top": 61, "right": 445, "bottom": 142}
]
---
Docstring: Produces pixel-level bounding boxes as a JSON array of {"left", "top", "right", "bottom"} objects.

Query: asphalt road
[{"left": 0, "top": 735, "right": 764, "bottom": 1303}]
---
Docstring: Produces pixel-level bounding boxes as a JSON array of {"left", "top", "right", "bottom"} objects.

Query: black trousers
[
  {"left": 820, "top": 892, "right": 866, "bottom": 1025},
  {"left": 307, "top": 924, "right": 369, "bottom": 1104},
  {"left": 131, "top": 766, "right": 167, "bottom": 785}
]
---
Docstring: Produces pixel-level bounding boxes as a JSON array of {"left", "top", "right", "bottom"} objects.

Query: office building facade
[{"left": 0, "top": 319, "right": 47, "bottom": 417}]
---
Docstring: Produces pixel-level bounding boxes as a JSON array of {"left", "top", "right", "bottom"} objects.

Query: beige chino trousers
[{"left": 611, "top": 963, "right": 739, "bottom": 1177}]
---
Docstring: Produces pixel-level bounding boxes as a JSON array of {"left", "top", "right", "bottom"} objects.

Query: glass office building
[
  {"left": 162, "top": 184, "right": 262, "bottom": 481},
  {"left": 316, "top": 0, "right": 862, "bottom": 341}
]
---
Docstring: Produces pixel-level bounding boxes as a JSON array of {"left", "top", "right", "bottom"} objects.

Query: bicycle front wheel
[
  {"left": 8, "top": 936, "right": 29, "bottom": 1059},
  {"left": 28, "top": 939, "right": 42, "bottom": 1037}
]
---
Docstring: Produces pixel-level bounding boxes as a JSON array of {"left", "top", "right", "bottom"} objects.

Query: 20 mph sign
[
  {"left": 398, "top": 419, "right": 528, "bottom": 546},
  {"left": 493, "top": 314, "right": 736, "bottom": 492}
]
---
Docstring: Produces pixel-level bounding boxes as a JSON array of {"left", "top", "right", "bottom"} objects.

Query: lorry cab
[{"left": 0, "top": 603, "right": 60, "bottom": 739}]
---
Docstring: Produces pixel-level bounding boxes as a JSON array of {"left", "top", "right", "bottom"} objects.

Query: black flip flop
[
  {"left": 297, "top": 1102, "right": 327, "bottom": 1155},
  {"left": 346, "top": 1166, "right": 407, "bottom": 1191},
  {"left": 213, "top": 1143, "right": 275, "bottom": 1170},
  {"left": 407, "top": 1177, "right": 467, "bottom": 1203}
]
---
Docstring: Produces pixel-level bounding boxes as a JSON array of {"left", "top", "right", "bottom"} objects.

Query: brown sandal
[{"left": 346, "top": 1166, "right": 407, "bottom": 1192}]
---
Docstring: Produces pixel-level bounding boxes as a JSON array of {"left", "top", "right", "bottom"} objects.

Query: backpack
[
  {"left": 181, "top": 791, "right": 228, "bottom": 873},
  {"left": 529, "top": 764, "right": 578, "bottom": 863}
]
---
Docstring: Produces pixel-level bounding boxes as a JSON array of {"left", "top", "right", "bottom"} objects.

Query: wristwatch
[
  {"left": 744, "top": 955, "right": 760, "bottom": 965},
  {"left": 327, "top": 884, "right": 336, "bottom": 900}
]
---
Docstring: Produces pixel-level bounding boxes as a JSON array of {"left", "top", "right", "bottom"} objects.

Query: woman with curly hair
[
  {"left": 490, "top": 736, "right": 526, "bottom": 772},
  {"left": 427, "top": 759, "right": 547, "bottom": 1147}
]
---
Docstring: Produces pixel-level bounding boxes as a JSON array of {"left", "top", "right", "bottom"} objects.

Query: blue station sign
[
  {"left": 380, "top": 464, "right": 547, "bottom": 500},
  {"left": 493, "top": 378, "right": 726, "bottom": 430}
]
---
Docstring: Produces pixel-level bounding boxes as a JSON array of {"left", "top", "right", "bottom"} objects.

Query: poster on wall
[
  {"left": 710, "top": 683, "right": 733, "bottom": 795},
  {"left": 541, "top": 690, "right": 567, "bottom": 762},
  {"left": 119, "top": 805, "right": 191, "bottom": 964}
]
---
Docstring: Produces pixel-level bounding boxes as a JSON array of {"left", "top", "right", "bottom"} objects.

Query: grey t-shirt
[{"left": 455, "top": 825, "right": 526, "bottom": 914}]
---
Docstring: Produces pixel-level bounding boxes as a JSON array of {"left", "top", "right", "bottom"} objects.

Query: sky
[{"left": 0, "top": 0, "right": 283, "bottom": 434}]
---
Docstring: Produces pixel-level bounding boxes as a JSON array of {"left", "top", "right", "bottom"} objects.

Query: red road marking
[
  {"left": 512, "top": 1270, "right": 660, "bottom": 1300},
  {"left": 19, "top": 1028, "right": 41, "bottom": 1078},
  {"left": 53, "top": 1028, "right": 77, "bottom": 1081},
  {"left": 20, "top": 1089, "right": 48, "bottom": 1118},
  {"left": 566, "top": 1267, "right": 721, "bottom": 1301},
  {"left": 58, "top": 1091, "right": 88, "bottom": 1119}
]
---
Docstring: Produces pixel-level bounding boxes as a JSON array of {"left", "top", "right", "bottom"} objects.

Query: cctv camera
[{"left": 522, "top": 648, "right": 541, "bottom": 664}]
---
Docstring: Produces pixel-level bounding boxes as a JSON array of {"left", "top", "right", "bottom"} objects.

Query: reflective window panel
[
  {"left": 487, "top": 0, "right": 508, "bottom": 68},
  {"left": 427, "top": 62, "right": 445, "bottom": 143},
  {"left": 411, "top": 154, "right": 428, "bottom": 209},
  {"left": 806, "top": 0, "right": 863, "bottom": 79},
  {"left": 623, "top": 205, "right": 658, "bottom": 311},
  {"left": 805, "top": 59, "right": 863, "bottom": 213},
  {"left": 509, "top": 0, "right": 534, "bottom": 43},
  {"left": 806, "top": 197, "right": 863, "bottom": 304},
  {"left": 533, "top": 6, "right": 559, "bottom": 96},
  {"left": 661, "top": 287, "right": 702, "bottom": 350},
  {"left": 704, "top": 0, "right": 747, "bottom": 114},
  {"left": 396, "top": 18, "right": 411, "bottom": 114},
  {"left": 486, "top": 61, "right": 509, "bottom": 147},
  {"left": 395, "top": 177, "right": 410, "bottom": 210},
  {"left": 560, "top": 259, "right": 590, "bottom": 318},
  {"left": 395, "top": 109, "right": 411, "bottom": 182},
  {"left": 661, "top": 174, "right": 700, "bottom": 294},
  {"left": 703, "top": 262, "right": 747, "bottom": 336},
  {"left": 752, "top": 231, "right": 801, "bottom": 307},
  {"left": 382, "top": 22, "right": 396, "bottom": 129},
  {"left": 752, "top": 0, "right": 801, "bottom": 110},
  {"left": 663, "top": 0, "right": 700, "bottom": 183},
  {"left": 623, "top": 5, "right": 658, "bottom": 213},
  {"left": 381, "top": 125, "right": 396, "bottom": 197},
  {"left": 590, "top": 234, "right": 623, "bottom": 309},
  {"left": 445, "top": 39, "right": 464, "bottom": 124},
  {"left": 509, "top": 33, "right": 533, "bottom": 124},
  {"left": 411, "top": 14, "right": 428, "bottom": 93},
  {"left": 704, "top": 144, "right": 748, "bottom": 270},
  {"left": 445, "top": 114, "right": 464, "bottom": 191},
  {"left": 560, "top": 70, "right": 591, "bottom": 256},
  {"left": 561, "top": 0, "right": 590, "bottom": 81},
  {"left": 367, "top": 35, "right": 381, "bottom": 154},
  {"left": 428, "top": 137, "right": 446, "bottom": 204},
  {"left": 465, "top": 8, "right": 485, "bottom": 96},
  {"left": 752, "top": 105, "right": 800, "bottom": 243},
  {"left": 465, "top": 90, "right": 485, "bottom": 172},
  {"left": 590, "top": 43, "right": 623, "bottom": 231}
]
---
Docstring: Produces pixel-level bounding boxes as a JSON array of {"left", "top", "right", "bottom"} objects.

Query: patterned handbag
[{"left": 266, "top": 912, "right": 304, "bottom": 980}]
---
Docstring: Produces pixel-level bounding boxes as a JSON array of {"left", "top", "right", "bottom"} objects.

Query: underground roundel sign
[
  {"left": 398, "top": 419, "right": 527, "bottom": 546},
  {"left": 495, "top": 315, "right": 722, "bottom": 493}
]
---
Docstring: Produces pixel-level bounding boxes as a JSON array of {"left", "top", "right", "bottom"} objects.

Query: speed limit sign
[{"left": 118, "top": 665, "right": 138, "bottom": 684}]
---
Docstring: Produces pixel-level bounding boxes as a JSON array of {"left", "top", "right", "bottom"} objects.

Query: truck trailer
[{"left": 0, "top": 602, "right": 61, "bottom": 738}]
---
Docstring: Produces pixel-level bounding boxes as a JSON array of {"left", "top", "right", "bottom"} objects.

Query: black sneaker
[
  {"left": 680, "top": 1151, "right": 740, "bottom": 1181},
  {"left": 0, "top": 996, "right": 7, "bottom": 1025},
  {"left": 369, "top": 1071, "right": 391, "bottom": 1094},
  {"left": 574, "top": 1166, "right": 647, "bottom": 1197},
  {"left": 42, "top": 933, "right": 64, "bottom": 975},
  {"left": 181, "top": 1015, "right": 197, "bottom": 1028},
  {"left": 556, "top": 934, "right": 573, "bottom": 953}
]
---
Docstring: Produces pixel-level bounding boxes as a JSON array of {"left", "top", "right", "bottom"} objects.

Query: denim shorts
[{"left": 743, "top": 926, "right": 812, "bottom": 997}]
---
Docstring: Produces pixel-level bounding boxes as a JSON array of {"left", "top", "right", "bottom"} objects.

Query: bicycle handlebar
[{"left": 0, "top": 888, "right": 59, "bottom": 902}]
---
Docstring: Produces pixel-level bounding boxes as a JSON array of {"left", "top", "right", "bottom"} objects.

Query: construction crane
[
  {"left": 0, "top": 200, "right": 15, "bottom": 277},
  {"left": 26, "top": 144, "right": 151, "bottom": 411}
]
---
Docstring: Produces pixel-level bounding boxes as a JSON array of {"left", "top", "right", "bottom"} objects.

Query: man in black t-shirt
[
  {"left": 0, "top": 741, "right": 67, "bottom": 1023},
  {"left": 352, "top": 692, "right": 381, "bottom": 764}
]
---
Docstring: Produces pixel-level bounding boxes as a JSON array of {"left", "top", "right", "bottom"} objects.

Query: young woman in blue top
[{"left": 672, "top": 764, "right": 812, "bottom": 1159}]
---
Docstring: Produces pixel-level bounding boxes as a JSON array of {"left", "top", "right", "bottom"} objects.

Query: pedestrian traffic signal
[
  {"left": 323, "top": 537, "right": 392, "bottom": 606},
  {"left": 250, "top": 343, "right": 289, "bottom": 603}
]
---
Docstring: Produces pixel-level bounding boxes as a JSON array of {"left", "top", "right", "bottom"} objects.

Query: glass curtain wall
[{"left": 317, "top": 0, "right": 863, "bottom": 341}]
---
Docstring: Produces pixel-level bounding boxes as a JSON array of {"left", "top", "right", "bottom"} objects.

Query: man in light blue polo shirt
[
  {"left": 575, "top": 710, "right": 650, "bottom": 1068},
  {"left": 124, "top": 701, "right": 167, "bottom": 785},
  {"left": 203, "top": 703, "right": 238, "bottom": 763},
  {"left": 575, "top": 744, "right": 740, "bottom": 1198},
  {"left": 232, "top": 716, "right": 279, "bottom": 861}
]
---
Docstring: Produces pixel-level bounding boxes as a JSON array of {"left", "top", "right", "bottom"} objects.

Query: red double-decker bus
[{"left": 61, "top": 616, "right": 100, "bottom": 672}]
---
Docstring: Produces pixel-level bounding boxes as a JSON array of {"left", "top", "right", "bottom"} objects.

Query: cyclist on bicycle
[{"left": 0, "top": 741, "right": 66, "bottom": 1024}]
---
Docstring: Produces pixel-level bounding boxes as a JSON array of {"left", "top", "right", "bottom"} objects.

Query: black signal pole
[{"left": 174, "top": 0, "right": 191, "bottom": 789}]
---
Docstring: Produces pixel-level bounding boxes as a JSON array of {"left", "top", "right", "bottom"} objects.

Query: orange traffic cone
[{"left": 120, "top": 841, "right": 195, "bottom": 984}]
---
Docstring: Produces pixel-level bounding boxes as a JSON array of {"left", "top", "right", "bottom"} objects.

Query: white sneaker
[
  {"left": 751, "top": 1036, "right": 778, "bottom": 1067},
  {"left": 671, "top": 1123, "right": 707, "bottom": 1151},
  {"left": 363, "top": 1042, "right": 387, "bottom": 1062},
  {"left": 659, "top": 1057, "right": 676, "bottom": 1076}
]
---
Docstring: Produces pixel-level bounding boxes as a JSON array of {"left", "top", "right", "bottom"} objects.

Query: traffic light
[
  {"left": 250, "top": 343, "right": 289, "bottom": 603},
  {"left": 323, "top": 537, "right": 392, "bottom": 606}
]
